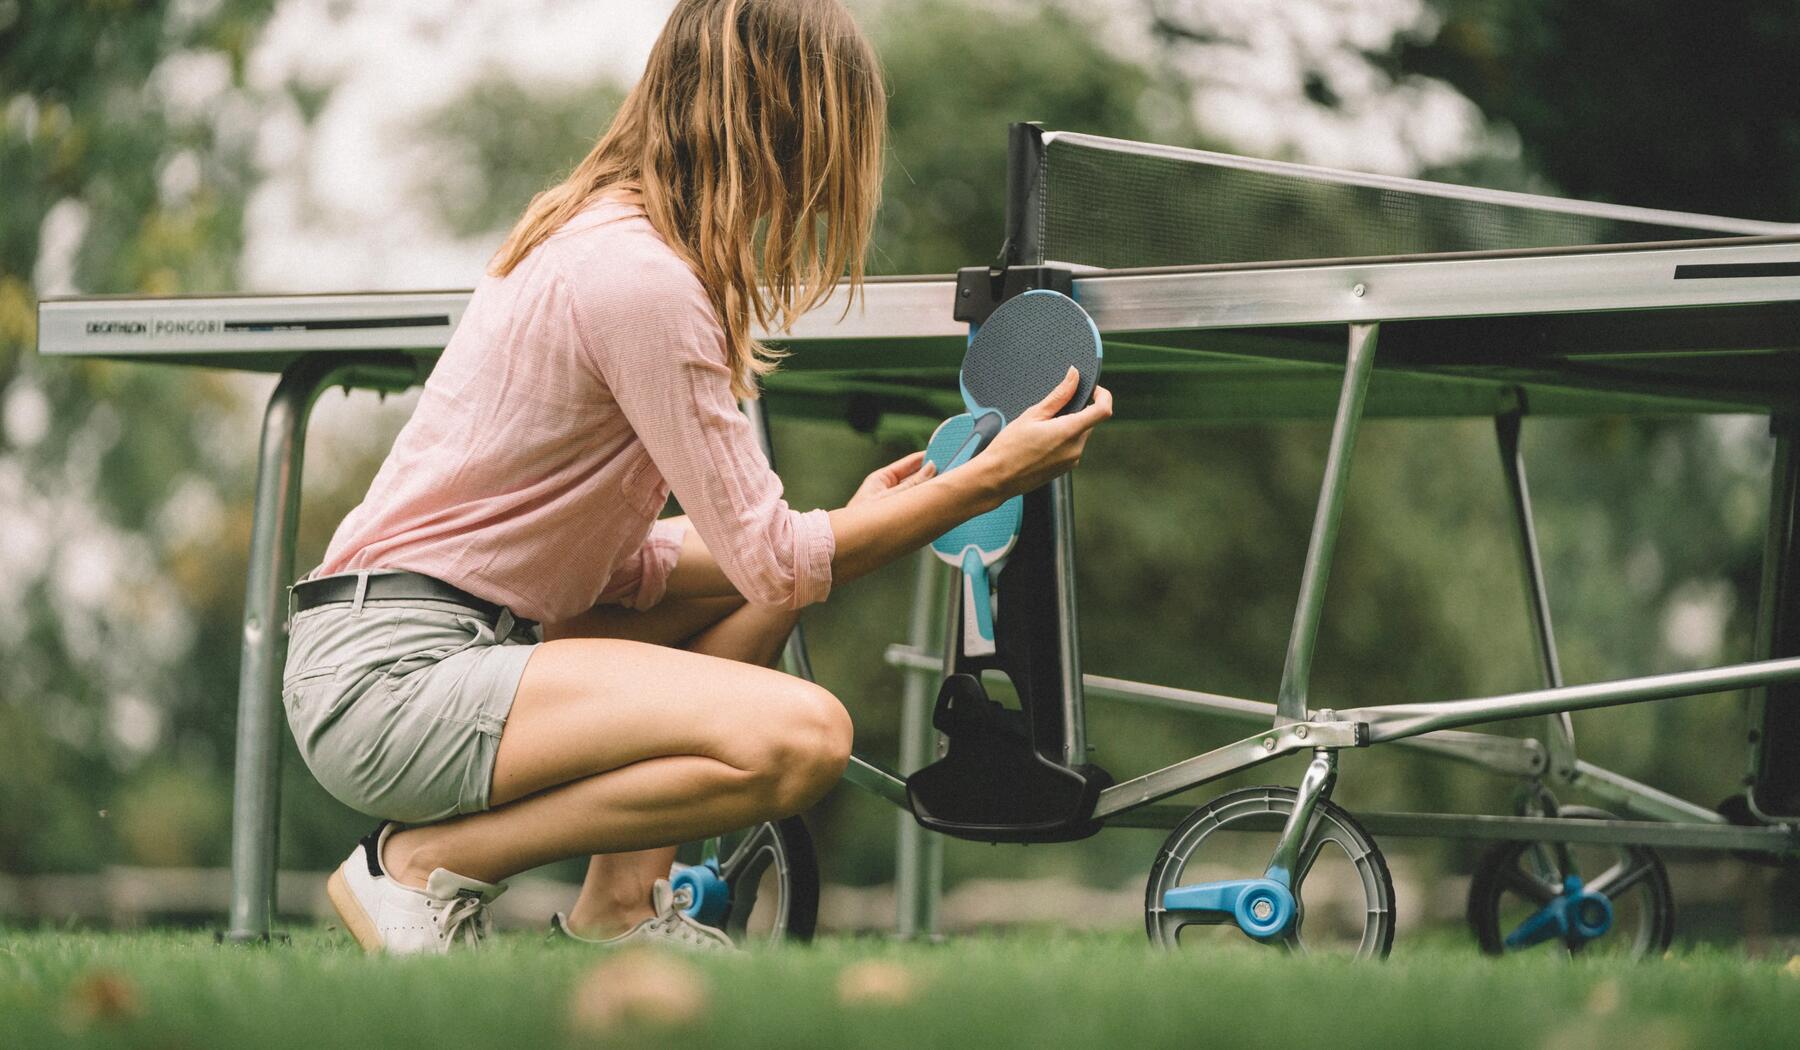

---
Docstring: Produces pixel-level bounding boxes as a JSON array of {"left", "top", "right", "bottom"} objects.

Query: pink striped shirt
[{"left": 311, "top": 197, "right": 835, "bottom": 623}]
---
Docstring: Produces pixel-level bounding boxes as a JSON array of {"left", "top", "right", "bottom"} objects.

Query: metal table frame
[{"left": 39, "top": 222, "right": 1800, "bottom": 942}]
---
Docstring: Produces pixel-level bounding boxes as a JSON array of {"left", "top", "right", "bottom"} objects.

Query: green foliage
[{"left": 1401, "top": 0, "right": 1800, "bottom": 221}]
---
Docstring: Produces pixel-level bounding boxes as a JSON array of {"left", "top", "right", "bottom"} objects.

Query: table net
[{"left": 1022, "top": 132, "right": 1789, "bottom": 270}]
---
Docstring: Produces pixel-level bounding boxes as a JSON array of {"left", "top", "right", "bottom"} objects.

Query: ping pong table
[{"left": 37, "top": 124, "right": 1800, "bottom": 955}]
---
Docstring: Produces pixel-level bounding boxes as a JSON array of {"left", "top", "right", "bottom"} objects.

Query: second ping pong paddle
[{"left": 925, "top": 413, "right": 1023, "bottom": 657}]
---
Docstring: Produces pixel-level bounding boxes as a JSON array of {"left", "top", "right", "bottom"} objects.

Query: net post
[
  {"left": 1274, "top": 322, "right": 1379, "bottom": 724},
  {"left": 1003, "top": 122, "right": 1046, "bottom": 266},
  {"left": 1003, "top": 120, "right": 1091, "bottom": 767}
]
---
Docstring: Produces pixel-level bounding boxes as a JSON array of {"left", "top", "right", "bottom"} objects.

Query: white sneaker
[
  {"left": 326, "top": 822, "right": 507, "bottom": 955},
  {"left": 550, "top": 878, "right": 736, "bottom": 952}
]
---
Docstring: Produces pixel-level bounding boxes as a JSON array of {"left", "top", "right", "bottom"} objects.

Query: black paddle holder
[
  {"left": 906, "top": 123, "right": 1110, "bottom": 843},
  {"left": 905, "top": 260, "right": 1112, "bottom": 842}
]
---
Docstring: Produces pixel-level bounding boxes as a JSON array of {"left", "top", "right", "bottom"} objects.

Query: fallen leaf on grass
[
  {"left": 835, "top": 960, "right": 919, "bottom": 1007},
  {"left": 1784, "top": 955, "right": 1800, "bottom": 977},
  {"left": 569, "top": 948, "right": 708, "bottom": 1035},
  {"left": 61, "top": 969, "right": 142, "bottom": 1031},
  {"left": 1585, "top": 978, "right": 1621, "bottom": 1016}
]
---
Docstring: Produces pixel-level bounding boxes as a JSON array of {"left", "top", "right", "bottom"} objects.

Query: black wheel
[
  {"left": 1466, "top": 805, "right": 1674, "bottom": 958},
  {"left": 1144, "top": 786, "right": 1396, "bottom": 959},
  {"left": 676, "top": 815, "right": 819, "bottom": 946}
]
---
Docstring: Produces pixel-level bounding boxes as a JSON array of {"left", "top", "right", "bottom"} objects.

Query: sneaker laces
[
  {"left": 645, "top": 884, "right": 733, "bottom": 950},
  {"left": 431, "top": 893, "right": 490, "bottom": 947}
]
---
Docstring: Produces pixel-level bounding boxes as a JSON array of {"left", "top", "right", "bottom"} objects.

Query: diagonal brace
[{"left": 1276, "top": 322, "right": 1380, "bottom": 723}]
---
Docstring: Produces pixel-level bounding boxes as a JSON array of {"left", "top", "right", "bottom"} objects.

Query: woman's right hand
[{"left": 973, "top": 367, "right": 1113, "bottom": 503}]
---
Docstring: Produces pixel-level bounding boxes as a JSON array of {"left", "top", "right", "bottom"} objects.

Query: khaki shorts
[{"left": 281, "top": 584, "right": 541, "bottom": 824}]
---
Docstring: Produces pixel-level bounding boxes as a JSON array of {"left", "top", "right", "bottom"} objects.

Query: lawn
[{"left": 3, "top": 926, "right": 1797, "bottom": 1049}]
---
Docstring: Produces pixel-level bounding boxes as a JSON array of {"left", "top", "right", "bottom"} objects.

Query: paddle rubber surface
[{"left": 960, "top": 289, "right": 1102, "bottom": 425}]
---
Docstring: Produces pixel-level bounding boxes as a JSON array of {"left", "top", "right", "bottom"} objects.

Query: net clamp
[{"left": 953, "top": 265, "right": 1075, "bottom": 326}]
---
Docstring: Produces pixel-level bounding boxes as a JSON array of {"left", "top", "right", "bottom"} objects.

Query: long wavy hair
[{"left": 490, "top": 0, "right": 886, "bottom": 399}]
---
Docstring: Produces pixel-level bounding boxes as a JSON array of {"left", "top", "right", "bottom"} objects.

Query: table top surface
[{"left": 37, "top": 235, "right": 1800, "bottom": 422}]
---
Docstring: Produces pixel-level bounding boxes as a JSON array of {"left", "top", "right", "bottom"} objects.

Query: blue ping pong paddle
[
  {"left": 961, "top": 289, "right": 1102, "bottom": 431},
  {"left": 926, "top": 414, "right": 1023, "bottom": 657}
]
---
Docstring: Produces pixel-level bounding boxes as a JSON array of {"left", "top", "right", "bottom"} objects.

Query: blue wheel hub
[
  {"left": 1504, "top": 875, "right": 1614, "bottom": 950},
  {"left": 670, "top": 859, "right": 730, "bottom": 927},
  {"left": 1162, "top": 877, "right": 1297, "bottom": 941}
]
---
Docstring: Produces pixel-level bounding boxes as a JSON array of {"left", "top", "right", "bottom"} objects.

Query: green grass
[{"left": 3, "top": 927, "right": 1798, "bottom": 1049}]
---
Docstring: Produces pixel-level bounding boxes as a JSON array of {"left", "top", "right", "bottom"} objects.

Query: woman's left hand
[{"left": 848, "top": 450, "right": 936, "bottom": 508}]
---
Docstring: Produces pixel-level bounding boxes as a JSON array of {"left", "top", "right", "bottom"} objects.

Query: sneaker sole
[{"left": 326, "top": 867, "right": 384, "bottom": 953}]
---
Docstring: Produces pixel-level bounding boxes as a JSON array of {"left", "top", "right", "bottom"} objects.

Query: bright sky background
[{"left": 241, "top": 0, "right": 679, "bottom": 291}]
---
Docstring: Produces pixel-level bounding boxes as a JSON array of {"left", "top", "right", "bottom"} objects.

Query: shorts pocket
[
  {"left": 378, "top": 616, "right": 488, "bottom": 686},
  {"left": 281, "top": 665, "right": 339, "bottom": 723}
]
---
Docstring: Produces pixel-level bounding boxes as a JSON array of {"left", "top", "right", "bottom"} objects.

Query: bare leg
[
  {"left": 558, "top": 598, "right": 800, "bottom": 935},
  {"left": 378, "top": 597, "right": 820, "bottom": 936}
]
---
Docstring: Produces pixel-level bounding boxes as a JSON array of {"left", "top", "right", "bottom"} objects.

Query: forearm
[
  {"left": 666, "top": 462, "right": 1000, "bottom": 601},
  {"left": 826, "top": 461, "right": 1002, "bottom": 586}
]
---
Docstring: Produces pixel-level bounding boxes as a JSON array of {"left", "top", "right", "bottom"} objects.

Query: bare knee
[{"left": 742, "top": 680, "right": 852, "bottom": 815}]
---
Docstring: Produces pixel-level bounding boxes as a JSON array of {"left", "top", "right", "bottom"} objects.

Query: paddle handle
[
  {"left": 960, "top": 547, "right": 996, "bottom": 657},
  {"left": 946, "top": 411, "right": 1005, "bottom": 472}
]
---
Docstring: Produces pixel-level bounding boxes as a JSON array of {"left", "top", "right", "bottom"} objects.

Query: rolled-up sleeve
[
  {"left": 596, "top": 517, "right": 689, "bottom": 610},
  {"left": 571, "top": 270, "right": 836, "bottom": 609}
]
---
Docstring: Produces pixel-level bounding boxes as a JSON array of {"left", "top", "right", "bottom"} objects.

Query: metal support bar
[
  {"left": 1495, "top": 407, "right": 1576, "bottom": 782},
  {"left": 743, "top": 394, "right": 823, "bottom": 686},
  {"left": 894, "top": 553, "right": 948, "bottom": 939},
  {"left": 1344, "top": 655, "right": 1800, "bottom": 742},
  {"left": 743, "top": 393, "right": 939, "bottom": 930},
  {"left": 1048, "top": 475, "right": 1087, "bottom": 763},
  {"left": 843, "top": 754, "right": 909, "bottom": 806},
  {"left": 1569, "top": 760, "right": 1727, "bottom": 825},
  {"left": 1093, "top": 719, "right": 1364, "bottom": 820},
  {"left": 1275, "top": 323, "right": 1379, "bottom": 722},
  {"left": 884, "top": 645, "right": 1546, "bottom": 776},
  {"left": 224, "top": 355, "right": 415, "bottom": 942},
  {"left": 1265, "top": 750, "right": 1337, "bottom": 881},
  {"left": 1106, "top": 806, "right": 1800, "bottom": 854},
  {"left": 1749, "top": 418, "right": 1800, "bottom": 819}
]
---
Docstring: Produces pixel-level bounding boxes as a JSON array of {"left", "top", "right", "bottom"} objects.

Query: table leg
[
  {"left": 221, "top": 355, "right": 411, "bottom": 942},
  {"left": 896, "top": 551, "right": 949, "bottom": 939},
  {"left": 1750, "top": 417, "right": 1800, "bottom": 819}
]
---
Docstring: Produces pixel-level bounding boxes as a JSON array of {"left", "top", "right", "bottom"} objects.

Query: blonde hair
[{"left": 490, "top": 0, "right": 886, "bottom": 399}]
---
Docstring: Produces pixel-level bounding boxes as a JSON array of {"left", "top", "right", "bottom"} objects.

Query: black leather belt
[{"left": 291, "top": 570, "right": 533, "bottom": 628}]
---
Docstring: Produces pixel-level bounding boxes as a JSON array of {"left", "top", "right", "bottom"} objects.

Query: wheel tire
[
  {"left": 1466, "top": 804, "right": 1674, "bottom": 958},
  {"left": 1144, "top": 785, "right": 1396, "bottom": 960}
]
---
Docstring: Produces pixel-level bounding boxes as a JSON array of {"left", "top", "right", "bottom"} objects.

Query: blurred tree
[
  {"left": 0, "top": 0, "right": 280, "bottom": 875},
  {"left": 1400, "top": 0, "right": 1800, "bottom": 221},
  {"left": 414, "top": 77, "right": 627, "bottom": 241}
]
